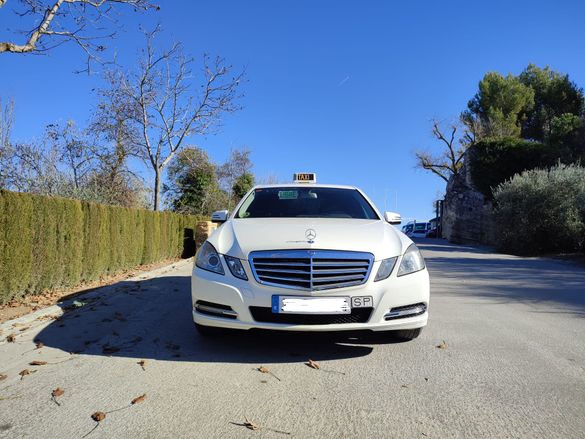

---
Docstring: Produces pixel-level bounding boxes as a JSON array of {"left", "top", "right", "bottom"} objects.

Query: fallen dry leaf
[
  {"left": 256, "top": 366, "right": 281, "bottom": 381},
  {"left": 436, "top": 340, "right": 448, "bottom": 349},
  {"left": 18, "top": 326, "right": 30, "bottom": 332},
  {"left": 91, "top": 412, "right": 106, "bottom": 422},
  {"left": 0, "top": 373, "right": 7, "bottom": 381},
  {"left": 131, "top": 394, "right": 146, "bottom": 405},
  {"left": 35, "top": 341, "right": 44, "bottom": 349},
  {"left": 51, "top": 387, "right": 64, "bottom": 406},
  {"left": 244, "top": 417, "right": 260, "bottom": 431},
  {"left": 306, "top": 359, "right": 320, "bottom": 370},
  {"left": 29, "top": 360, "right": 47, "bottom": 366},
  {"left": 6, "top": 334, "right": 16, "bottom": 343},
  {"left": 19, "top": 369, "right": 30, "bottom": 379},
  {"left": 233, "top": 418, "right": 291, "bottom": 435},
  {"left": 137, "top": 360, "right": 146, "bottom": 371}
]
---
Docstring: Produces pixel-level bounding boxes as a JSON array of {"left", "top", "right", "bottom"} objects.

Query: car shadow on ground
[
  {"left": 33, "top": 275, "right": 407, "bottom": 364},
  {"left": 415, "top": 238, "right": 495, "bottom": 254},
  {"left": 422, "top": 243, "right": 585, "bottom": 317}
]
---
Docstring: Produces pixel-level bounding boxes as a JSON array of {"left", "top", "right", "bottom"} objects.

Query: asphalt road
[{"left": 1, "top": 240, "right": 584, "bottom": 439}]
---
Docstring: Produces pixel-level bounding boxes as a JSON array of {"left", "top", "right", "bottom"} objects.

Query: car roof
[{"left": 252, "top": 184, "right": 359, "bottom": 190}]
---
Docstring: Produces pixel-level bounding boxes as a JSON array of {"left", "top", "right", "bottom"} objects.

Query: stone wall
[{"left": 442, "top": 151, "right": 497, "bottom": 246}]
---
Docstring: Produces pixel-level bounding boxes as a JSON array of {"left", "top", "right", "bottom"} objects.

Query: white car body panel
[
  {"left": 213, "top": 218, "right": 404, "bottom": 260},
  {"left": 191, "top": 183, "right": 430, "bottom": 333}
]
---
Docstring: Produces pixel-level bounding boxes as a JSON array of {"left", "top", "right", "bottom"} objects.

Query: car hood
[{"left": 209, "top": 218, "right": 409, "bottom": 261}]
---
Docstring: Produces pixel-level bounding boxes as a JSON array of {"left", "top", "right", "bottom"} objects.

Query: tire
[
  {"left": 195, "top": 323, "right": 225, "bottom": 337},
  {"left": 392, "top": 327, "right": 422, "bottom": 341}
]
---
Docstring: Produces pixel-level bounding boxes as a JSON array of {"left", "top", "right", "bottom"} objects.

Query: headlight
[
  {"left": 397, "top": 244, "right": 425, "bottom": 277},
  {"left": 224, "top": 255, "right": 248, "bottom": 280},
  {"left": 374, "top": 257, "right": 398, "bottom": 281},
  {"left": 195, "top": 242, "right": 224, "bottom": 275}
]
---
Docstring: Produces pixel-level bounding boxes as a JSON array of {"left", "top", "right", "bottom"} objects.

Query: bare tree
[
  {"left": 46, "top": 120, "right": 95, "bottom": 189},
  {"left": 415, "top": 120, "right": 467, "bottom": 184},
  {"left": 103, "top": 28, "right": 244, "bottom": 210},
  {"left": 217, "top": 147, "right": 252, "bottom": 209},
  {"left": 0, "top": 0, "right": 156, "bottom": 71},
  {"left": 257, "top": 173, "right": 281, "bottom": 185},
  {"left": 3, "top": 140, "right": 66, "bottom": 194}
]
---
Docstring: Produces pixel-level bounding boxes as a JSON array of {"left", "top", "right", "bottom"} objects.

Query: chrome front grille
[{"left": 249, "top": 250, "right": 374, "bottom": 291}]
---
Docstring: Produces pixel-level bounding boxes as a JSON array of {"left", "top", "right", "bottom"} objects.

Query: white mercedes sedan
[{"left": 191, "top": 175, "right": 429, "bottom": 340}]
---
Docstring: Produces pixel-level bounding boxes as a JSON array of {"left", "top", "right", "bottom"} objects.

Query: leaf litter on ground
[
  {"left": 436, "top": 340, "right": 448, "bottom": 349},
  {"left": 305, "top": 359, "right": 345, "bottom": 375},
  {"left": 131, "top": 394, "right": 146, "bottom": 405},
  {"left": 137, "top": 360, "right": 147, "bottom": 371},
  {"left": 230, "top": 417, "right": 291, "bottom": 435},
  {"left": 83, "top": 394, "right": 147, "bottom": 437},
  {"left": 19, "top": 369, "right": 37, "bottom": 380},
  {"left": 256, "top": 366, "right": 281, "bottom": 381},
  {"left": 51, "top": 387, "right": 64, "bottom": 406}
]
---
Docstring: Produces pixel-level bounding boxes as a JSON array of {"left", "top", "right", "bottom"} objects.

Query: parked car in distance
[{"left": 403, "top": 221, "right": 428, "bottom": 239}]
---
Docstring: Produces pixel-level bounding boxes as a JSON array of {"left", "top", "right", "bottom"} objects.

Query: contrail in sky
[{"left": 337, "top": 76, "right": 350, "bottom": 86}]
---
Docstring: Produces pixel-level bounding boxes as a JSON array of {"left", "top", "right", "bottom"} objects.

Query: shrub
[{"left": 493, "top": 163, "right": 585, "bottom": 255}]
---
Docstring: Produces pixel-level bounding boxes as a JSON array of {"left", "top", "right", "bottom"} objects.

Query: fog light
[
  {"left": 384, "top": 303, "right": 427, "bottom": 320},
  {"left": 195, "top": 300, "right": 238, "bottom": 319}
]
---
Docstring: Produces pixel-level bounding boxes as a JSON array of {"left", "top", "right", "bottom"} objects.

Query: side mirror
[
  {"left": 384, "top": 211, "right": 401, "bottom": 225},
  {"left": 211, "top": 210, "right": 229, "bottom": 223}
]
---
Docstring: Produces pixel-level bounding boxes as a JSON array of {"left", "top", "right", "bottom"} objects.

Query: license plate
[
  {"left": 272, "top": 296, "right": 351, "bottom": 314},
  {"left": 351, "top": 296, "right": 373, "bottom": 308},
  {"left": 271, "top": 295, "right": 374, "bottom": 314}
]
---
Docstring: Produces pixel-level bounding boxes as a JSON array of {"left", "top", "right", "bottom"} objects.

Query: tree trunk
[{"left": 153, "top": 168, "right": 161, "bottom": 211}]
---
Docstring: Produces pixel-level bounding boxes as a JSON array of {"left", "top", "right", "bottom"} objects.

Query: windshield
[{"left": 235, "top": 187, "right": 379, "bottom": 219}]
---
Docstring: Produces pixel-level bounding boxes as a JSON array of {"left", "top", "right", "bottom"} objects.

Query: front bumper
[{"left": 191, "top": 258, "right": 429, "bottom": 332}]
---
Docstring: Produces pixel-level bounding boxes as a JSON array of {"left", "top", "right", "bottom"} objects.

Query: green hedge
[{"left": 0, "top": 190, "right": 203, "bottom": 303}]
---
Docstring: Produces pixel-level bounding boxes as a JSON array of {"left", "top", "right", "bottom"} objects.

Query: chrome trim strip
[
  {"left": 383, "top": 303, "right": 427, "bottom": 321},
  {"left": 249, "top": 249, "right": 374, "bottom": 291},
  {"left": 195, "top": 304, "right": 238, "bottom": 317}
]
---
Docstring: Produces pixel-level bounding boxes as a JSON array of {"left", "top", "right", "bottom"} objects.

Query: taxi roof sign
[{"left": 293, "top": 172, "right": 317, "bottom": 183}]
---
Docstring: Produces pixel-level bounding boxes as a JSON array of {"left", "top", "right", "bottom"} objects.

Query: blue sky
[{"left": 2, "top": 0, "right": 585, "bottom": 221}]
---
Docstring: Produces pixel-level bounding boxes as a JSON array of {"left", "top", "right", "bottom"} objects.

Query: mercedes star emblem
[{"left": 305, "top": 229, "right": 316, "bottom": 242}]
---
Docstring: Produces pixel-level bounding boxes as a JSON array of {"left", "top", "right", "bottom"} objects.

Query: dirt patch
[{"left": 0, "top": 258, "right": 185, "bottom": 324}]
